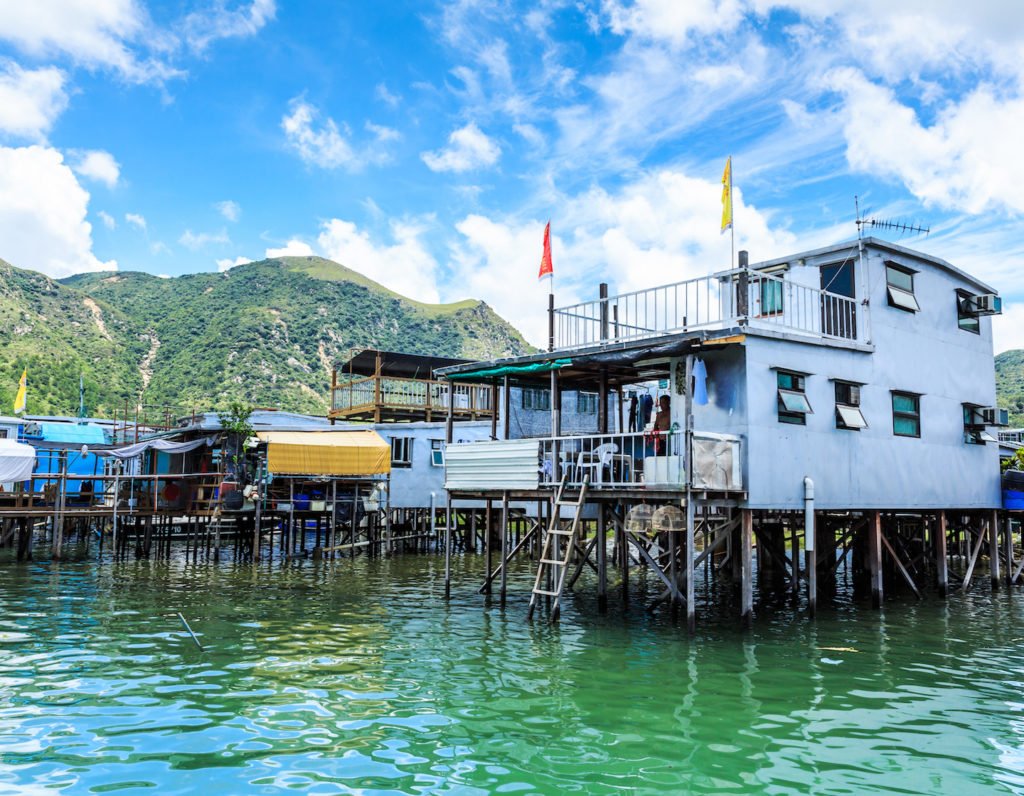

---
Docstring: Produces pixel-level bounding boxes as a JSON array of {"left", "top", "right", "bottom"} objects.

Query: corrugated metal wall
[{"left": 445, "top": 439, "right": 540, "bottom": 491}]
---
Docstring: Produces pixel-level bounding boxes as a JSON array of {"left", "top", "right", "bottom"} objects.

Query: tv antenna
[{"left": 855, "top": 196, "right": 929, "bottom": 240}]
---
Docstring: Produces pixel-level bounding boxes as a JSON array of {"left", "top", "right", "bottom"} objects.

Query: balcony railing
[
  {"left": 331, "top": 376, "right": 493, "bottom": 417},
  {"left": 552, "top": 268, "right": 861, "bottom": 349},
  {"left": 444, "top": 430, "right": 743, "bottom": 493}
]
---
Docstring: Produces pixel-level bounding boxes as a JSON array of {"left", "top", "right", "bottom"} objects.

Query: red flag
[{"left": 538, "top": 221, "right": 553, "bottom": 281}]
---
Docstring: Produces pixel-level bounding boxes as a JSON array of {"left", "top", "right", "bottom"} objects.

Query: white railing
[
  {"left": 444, "top": 430, "right": 743, "bottom": 492},
  {"left": 552, "top": 268, "right": 860, "bottom": 349}
]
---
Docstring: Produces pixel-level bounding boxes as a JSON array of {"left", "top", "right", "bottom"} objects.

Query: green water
[{"left": 2, "top": 553, "right": 1024, "bottom": 794}]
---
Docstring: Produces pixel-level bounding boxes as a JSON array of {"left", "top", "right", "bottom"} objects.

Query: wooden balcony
[{"left": 329, "top": 375, "right": 494, "bottom": 423}]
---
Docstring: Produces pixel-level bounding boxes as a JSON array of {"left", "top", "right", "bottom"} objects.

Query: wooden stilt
[
  {"left": 961, "top": 518, "right": 987, "bottom": 592},
  {"left": 936, "top": 511, "right": 948, "bottom": 598},
  {"left": 445, "top": 495, "right": 453, "bottom": 599},
  {"left": 685, "top": 496, "right": 695, "bottom": 632},
  {"left": 807, "top": 509, "right": 817, "bottom": 618},
  {"left": 740, "top": 509, "right": 753, "bottom": 629},
  {"left": 868, "top": 511, "right": 883, "bottom": 609},
  {"left": 597, "top": 503, "right": 608, "bottom": 613},
  {"left": 990, "top": 509, "right": 1000, "bottom": 589},
  {"left": 1005, "top": 516, "right": 1014, "bottom": 587},
  {"left": 500, "top": 492, "right": 509, "bottom": 607}
]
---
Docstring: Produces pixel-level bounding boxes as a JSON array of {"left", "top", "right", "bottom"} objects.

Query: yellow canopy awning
[{"left": 257, "top": 430, "right": 391, "bottom": 476}]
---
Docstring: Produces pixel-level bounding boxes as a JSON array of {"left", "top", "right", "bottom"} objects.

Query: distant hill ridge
[
  {"left": 996, "top": 350, "right": 1024, "bottom": 428},
  {"left": 0, "top": 255, "right": 532, "bottom": 416}
]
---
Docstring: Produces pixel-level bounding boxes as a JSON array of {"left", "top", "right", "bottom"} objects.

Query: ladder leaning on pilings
[{"left": 527, "top": 473, "right": 590, "bottom": 622}]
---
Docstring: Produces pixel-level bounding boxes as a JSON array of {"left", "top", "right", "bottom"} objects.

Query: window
[
  {"left": 963, "top": 405, "right": 997, "bottom": 445},
  {"left": 891, "top": 392, "right": 921, "bottom": 437},
  {"left": 521, "top": 387, "right": 551, "bottom": 411},
  {"left": 577, "top": 392, "right": 598, "bottom": 413},
  {"left": 957, "top": 290, "right": 980, "bottom": 334},
  {"left": 886, "top": 262, "right": 920, "bottom": 312},
  {"left": 0, "top": 429, "right": 7, "bottom": 439},
  {"left": 759, "top": 279, "right": 784, "bottom": 316},
  {"left": 777, "top": 370, "right": 812, "bottom": 425},
  {"left": 430, "top": 439, "right": 444, "bottom": 467},
  {"left": 390, "top": 437, "right": 413, "bottom": 467},
  {"left": 834, "top": 381, "right": 867, "bottom": 430}
]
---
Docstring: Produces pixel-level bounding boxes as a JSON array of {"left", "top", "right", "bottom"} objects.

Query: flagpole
[{"left": 730, "top": 158, "right": 735, "bottom": 269}]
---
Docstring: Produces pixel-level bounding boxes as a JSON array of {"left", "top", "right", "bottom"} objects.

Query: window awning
[
  {"left": 256, "top": 430, "right": 391, "bottom": 476},
  {"left": 444, "top": 359, "right": 572, "bottom": 381}
]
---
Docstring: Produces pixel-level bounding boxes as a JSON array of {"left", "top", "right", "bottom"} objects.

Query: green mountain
[
  {"left": 0, "top": 256, "right": 532, "bottom": 417},
  {"left": 996, "top": 350, "right": 1024, "bottom": 428}
]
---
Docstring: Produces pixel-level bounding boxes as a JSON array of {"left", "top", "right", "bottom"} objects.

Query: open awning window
[
  {"left": 778, "top": 388, "right": 812, "bottom": 414},
  {"left": 836, "top": 404, "right": 868, "bottom": 429},
  {"left": 257, "top": 430, "right": 391, "bottom": 476}
]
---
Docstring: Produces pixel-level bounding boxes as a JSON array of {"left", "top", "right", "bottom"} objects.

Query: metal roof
[{"left": 334, "top": 348, "right": 474, "bottom": 379}]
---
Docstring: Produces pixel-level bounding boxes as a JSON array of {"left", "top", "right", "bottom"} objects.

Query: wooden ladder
[{"left": 527, "top": 473, "right": 590, "bottom": 621}]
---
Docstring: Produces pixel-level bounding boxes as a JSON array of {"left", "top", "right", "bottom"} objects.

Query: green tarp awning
[{"left": 445, "top": 359, "right": 572, "bottom": 381}]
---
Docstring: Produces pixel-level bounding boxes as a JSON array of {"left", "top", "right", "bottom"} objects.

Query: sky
[{"left": 1, "top": 0, "right": 1023, "bottom": 350}]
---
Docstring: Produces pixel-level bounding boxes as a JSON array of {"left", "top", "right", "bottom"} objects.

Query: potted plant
[{"left": 218, "top": 401, "right": 253, "bottom": 510}]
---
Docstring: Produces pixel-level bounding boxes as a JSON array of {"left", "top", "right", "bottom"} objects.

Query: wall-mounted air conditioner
[{"left": 966, "top": 294, "right": 1002, "bottom": 316}]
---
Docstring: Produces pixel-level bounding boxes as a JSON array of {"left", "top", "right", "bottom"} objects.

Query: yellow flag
[
  {"left": 13, "top": 369, "right": 26, "bottom": 414},
  {"left": 721, "top": 157, "right": 732, "bottom": 234}
]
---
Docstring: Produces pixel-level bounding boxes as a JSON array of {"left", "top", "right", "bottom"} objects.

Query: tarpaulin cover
[
  {"left": 0, "top": 439, "right": 36, "bottom": 483},
  {"left": 257, "top": 430, "right": 391, "bottom": 476},
  {"left": 97, "top": 436, "right": 217, "bottom": 460},
  {"left": 444, "top": 359, "right": 572, "bottom": 381}
]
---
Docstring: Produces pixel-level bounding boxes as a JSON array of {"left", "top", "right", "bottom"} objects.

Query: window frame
[
  {"left": 834, "top": 380, "right": 867, "bottom": 431},
  {"left": 885, "top": 262, "right": 920, "bottom": 313},
  {"left": 891, "top": 391, "right": 921, "bottom": 438},
  {"left": 390, "top": 436, "right": 414, "bottom": 468},
  {"left": 776, "top": 370, "right": 812, "bottom": 426},
  {"left": 962, "top": 404, "right": 996, "bottom": 445},
  {"left": 758, "top": 278, "right": 784, "bottom": 317},
  {"left": 429, "top": 438, "right": 444, "bottom": 467},
  {"left": 521, "top": 387, "right": 551, "bottom": 411},
  {"left": 576, "top": 391, "right": 598, "bottom": 414},
  {"left": 956, "top": 290, "right": 981, "bottom": 334}
]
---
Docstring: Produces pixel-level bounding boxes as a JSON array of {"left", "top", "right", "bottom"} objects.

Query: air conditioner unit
[
  {"left": 980, "top": 407, "right": 998, "bottom": 425},
  {"left": 968, "top": 294, "right": 1002, "bottom": 315}
]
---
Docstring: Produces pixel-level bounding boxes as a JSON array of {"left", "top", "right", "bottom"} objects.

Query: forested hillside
[{"left": 0, "top": 256, "right": 532, "bottom": 416}]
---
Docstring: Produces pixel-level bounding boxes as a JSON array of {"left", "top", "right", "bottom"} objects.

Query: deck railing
[
  {"left": 331, "top": 376, "right": 493, "bottom": 416},
  {"left": 444, "top": 430, "right": 743, "bottom": 492},
  {"left": 552, "top": 268, "right": 860, "bottom": 349}
]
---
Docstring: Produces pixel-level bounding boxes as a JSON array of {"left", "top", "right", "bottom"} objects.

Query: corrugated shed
[{"left": 445, "top": 439, "right": 540, "bottom": 491}]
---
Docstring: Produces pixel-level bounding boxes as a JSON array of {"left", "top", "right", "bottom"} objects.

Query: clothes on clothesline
[
  {"left": 641, "top": 393, "right": 654, "bottom": 426},
  {"left": 693, "top": 359, "right": 708, "bottom": 406},
  {"left": 628, "top": 394, "right": 638, "bottom": 432}
]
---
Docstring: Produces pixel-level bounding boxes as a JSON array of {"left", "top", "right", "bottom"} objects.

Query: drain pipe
[{"left": 804, "top": 477, "right": 816, "bottom": 618}]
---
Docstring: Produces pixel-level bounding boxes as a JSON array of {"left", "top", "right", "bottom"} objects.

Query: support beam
[
  {"left": 868, "top": 511, "right": 883, "bottom": 609},
  {"left": 961, "top": 521, "right": 988, "bottom": 593},
  {"left": 990, "top": 509, "right": 1000, "bottom": 589},
  {"left": 880, "top": 530, "right": 922, "bottom": 599},
  {"left": 597, "top": 504, "right": 608, "bottom": 613},
  {"left": 806, "top": 509, "right": 817, "bottom": 618},
  {"left": 740, "top": 509, "right": 753, "bottom": 629},
  {"left": 1005, "top": 516, "right": 1014, "bottom": 587},
  {"left": 936, "top": 511, "right": 948, "bottom": 598},
  {"left": 499, "top": 492, "right": 509, "bottom": 607}
]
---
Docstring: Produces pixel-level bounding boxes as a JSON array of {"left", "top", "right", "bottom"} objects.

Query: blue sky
[{"left": 1, "top": 0, "right": 1023, "bottom": 349}]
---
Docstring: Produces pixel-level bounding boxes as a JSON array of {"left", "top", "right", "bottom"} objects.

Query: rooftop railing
[
  {"left": 552, "top": 268, "right": 861, "bottom": 349},
  {"left": 330, "top": 375, "right": 493, "bottom": 417}
]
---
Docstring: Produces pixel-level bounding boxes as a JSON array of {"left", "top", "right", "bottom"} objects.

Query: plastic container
[
  {"left": 1003, "top": 470, "right": 1024, "bottom": 491},
  {"left": 1004, "top": 489, "right": 1024, "bottom": 510},
  {"left": 310, "top": 500, "right": 326, "bottom": 512},
  {"left": 294, "top": 495, "right": 311, "bottom": 511}
]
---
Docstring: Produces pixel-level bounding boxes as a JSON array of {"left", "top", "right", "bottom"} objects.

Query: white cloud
[
  {"left": 366, "top": 121, "right": 401, "bottom": 142},
  {"left": 0, "top": 144, "right": 116, "bottom": 277},
  {"left": 0, "top": 0, "right": 177, "bottom": 84},
  {"left": 994, "top": 303, "right": 1024, "bottom": 355},
  {"left": 69, "top": 149, "right": 120, "bottom": 188},
  {"left": 265, "top": 240, "right": 313, "bottom": 258},
  {"left": 422, "top": 122, "right": 500, "bottom": 173},
  {"left": 125, "top": 212, "right": 146, "bottom": 230},
  {"left": 447, "top": 167, "right": 793, "bottom": 346},
  {"left": 97, "top": 210, "right": 115, "bottom": 229},
  {"left": 0, "top": 60, "right": 68, "bottom": 141},
  {"left": 182, "top": 0, "right": 276, "bottom": 52},
  {"left": 603, "top": 0, "right": 746, "bottom": 46},
  {"left": 216, "top": 199, "right": 241, "bottom": 222},
  {"left": 150, "top": 240, "right": 170, "bottom": 255},
  {"left": 217, "top": 255, "right": 252, "bottom": 272},
  {"left": 317, "top": 218, "right": 440, "bottom": 302},
  {"left": 179, "top": 228, "right": 230, "bottom": 250},
  {"left": 281, "top": 98, "right": 356, "bottom": 169},
  {"left": 827, "top": 67, "right": 1024, "bottom": 215},
  {"left": 375, "top": 82, "right": 400, "bottom": 107}
]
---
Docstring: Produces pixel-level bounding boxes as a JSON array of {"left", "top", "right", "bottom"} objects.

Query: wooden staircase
[{"left": 527, "top": 473, "right": 590, "bottom": 621}]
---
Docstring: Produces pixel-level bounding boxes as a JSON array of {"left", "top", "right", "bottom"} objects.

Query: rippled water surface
[{"left": 3, "top": 553, "right": 1024, "bottom": 794}]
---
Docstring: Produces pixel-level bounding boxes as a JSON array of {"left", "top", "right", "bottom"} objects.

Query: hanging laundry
[
  {"left": 628, "top": 394, "right": 638, "bottom": 432},
  {"left": 693, "top": 359, "right": 709, "bottom": 406},
  {"left": 641, "top": 393, "right": 654, "bottom": 426}
]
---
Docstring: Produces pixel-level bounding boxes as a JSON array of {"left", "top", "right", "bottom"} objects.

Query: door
[{"left": 820, "top": 261, "right": 856, "bottom": 339}]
